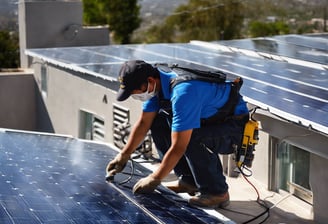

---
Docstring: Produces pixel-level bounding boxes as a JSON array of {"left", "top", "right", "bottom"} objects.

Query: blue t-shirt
[{"left": 143, "top": 69, "right": 248, "bottom": 132}]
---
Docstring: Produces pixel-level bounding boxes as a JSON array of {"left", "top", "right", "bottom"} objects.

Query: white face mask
[{"left": 131, "top": 82, "right": 157, "bottom": 102}]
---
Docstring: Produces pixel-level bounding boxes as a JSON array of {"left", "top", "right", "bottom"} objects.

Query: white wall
[
  {"left": 32, "top": 62, "right": 142, "bottom": 143},
  {"left": 310, "top": 153, "right": 328, "bottom": 223},
  {"left": 19, "top": 0, "right": 109, "bottom": 68},
  {"left": 0, "top": 71, "right": 37, "bottom": 131}
]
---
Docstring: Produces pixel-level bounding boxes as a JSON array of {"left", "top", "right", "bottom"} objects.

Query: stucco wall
[
  {"left": 0, "top": 72, "right": 36, "bottom": 131},
  {"left": 32, "top": 62, "right": 142, "bottom": 143},
  {"left": 19, "top": 0, "right": 109, "bottom": 68},
  {"left": 310, "top": 153, "right": 328, "bottom": 223},
  {"left": 251, "top": 130, "right": 269, "bottom": 185}
]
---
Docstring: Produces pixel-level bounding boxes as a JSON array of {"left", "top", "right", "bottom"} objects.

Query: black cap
[{"left": 116, "top": 60, "right": 156, "bottom": 101}]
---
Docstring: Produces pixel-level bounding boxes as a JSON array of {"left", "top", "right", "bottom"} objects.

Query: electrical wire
[
  {"left": 116, "top": 158, "right": 135, "bottom": 185},
  {"left": 269, "top": 193, "right": 293, "bottom": 210},
  {"left": 238, "top": 165, "right": 253, "bottom": 177},
  {"left": 171, "top": 3, "right": 225, "bottom": 15},
  {"left": 239, "top": 171, "right": 270, "bottom": 224},
  {"left": 113, "top": 153, "right": 161, "bottom": 186},
  {"left": 169, "top": 0, "right": 246, "bottom": 16}
]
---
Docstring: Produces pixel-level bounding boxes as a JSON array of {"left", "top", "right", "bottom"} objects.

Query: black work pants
[{"left": 150, "top": 111, "right": 248, "bottom": 194}]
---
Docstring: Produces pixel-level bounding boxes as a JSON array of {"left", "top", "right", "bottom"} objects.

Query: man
[{"left": 106, "top": 60, "right": 249, "bottom": 208}]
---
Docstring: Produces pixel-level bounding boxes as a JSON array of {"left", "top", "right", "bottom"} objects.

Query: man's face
[{"left": 130, "top": 78, "right": 157, "bottom": 101}]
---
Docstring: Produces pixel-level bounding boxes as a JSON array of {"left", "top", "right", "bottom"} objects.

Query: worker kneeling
[{"left": 106, "top": 60, "right": 249, "bottom": 208}]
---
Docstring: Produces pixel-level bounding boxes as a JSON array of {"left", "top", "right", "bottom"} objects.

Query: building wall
[
  {"left": 0, "top": 71, "right": 36, "bottom": 131},
  {"left": 254, "top": 112, "right": 328, "bottom": 223},
  {"left": 251, "top": 131, "right": 269, "bottom": 185},
  {"left": 310, "top": 154, "right": 328, "bottom": 223},
  {"left": 32, "top": 61, "right": 142, "bottom": 143},
  {"left": 18, "top": 0, "right": 109, "bottom": 68}
]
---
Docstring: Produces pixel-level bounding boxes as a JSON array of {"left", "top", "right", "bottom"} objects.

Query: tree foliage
[
  {"left": 83, "top": 0, "right": 107, "bottom": 25},
  {"left": 83, "top": 0, "right": 141, "bottom": 44},
  {"left": 141, "top": 0, "right": 244, "bottom": 43},
  {"left": 0, "top": 31, "right": 19, "bottom": 69},
  {"left": 249, "top": 21, "right": 290, "bottom": 37},
  {"left": 105, "top": 0, "right": 141, "bottom": 44}
]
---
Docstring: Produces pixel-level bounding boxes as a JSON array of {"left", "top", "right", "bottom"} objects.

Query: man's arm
[
  {"left": 121, "top": 111, "right": 157, "bottom": 156},
  {"left": 151, "top": 129, "right": 193, "bottom": 180},
  {"left": 106, "top": 111, "right": 157, "bottom": 177},
  {"left": 132, "top": 129, "right": 193, "bottom": 194}
]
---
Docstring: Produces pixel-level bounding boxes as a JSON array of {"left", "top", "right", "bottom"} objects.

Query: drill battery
[{"left": 236, "top": 119, "right": 259, "bottom": 168}]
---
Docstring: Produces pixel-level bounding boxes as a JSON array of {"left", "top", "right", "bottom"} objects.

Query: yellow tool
[{"left": 236, "top": 118, "right": 259, "bottom": 168}]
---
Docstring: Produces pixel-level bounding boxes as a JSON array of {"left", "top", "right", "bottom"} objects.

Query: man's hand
[
  {"left": 133, "top": 175, "right": 161, "bottom": 194},
  {"left": 106, "top": 153, "right": 130, "bottom": 179}
]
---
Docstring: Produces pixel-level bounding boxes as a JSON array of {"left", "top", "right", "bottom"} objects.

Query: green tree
[
  {"left": 0, "top": 31, "right": 19, "bottom": 69},
  {"left": 83, "top": 0, "right": 141, "bottom": 44},
  {"left": 142, "top": 24, "right": 175, "bottom": 43},
  {"left": 249, "top": 21, "right": 290, "bottom": 37},
  {"left": 83, "top": 0, "right": 107, "bottom": 25},
  {"left": 142, "top": 0, "right": 244, "bottom": 43}
]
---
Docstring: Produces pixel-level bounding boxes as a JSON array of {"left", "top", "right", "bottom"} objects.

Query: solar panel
[
  {"left": 274, "top": 34, "right": 328, "bottom": 51},
  {"left": 25, "top": 36, "right": 328, "bottom": 134},
  {"left": 214, "top": 35, "right": 328, "bottom": 65},
  {"left": 0, "top": 130, "right": 226, "bottom": 223}
]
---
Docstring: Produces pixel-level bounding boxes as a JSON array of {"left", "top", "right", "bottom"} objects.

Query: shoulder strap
[{"left": 154, "top": 63, "right": 227, "bottom": 88}]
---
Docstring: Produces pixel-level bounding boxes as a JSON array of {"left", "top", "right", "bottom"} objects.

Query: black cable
[
  {"left": 240, "top": 170, "right": 270, "bottom": 224},
  {"left": 238, "top": 165, "right": 253, "bottom": 177},
  {"left": 113, "top": 154, "right": 161, "bottom": 186},
  {"left": 249, "top": 106, "right": 261, "bottom": 121},
  {"left": 116, "top": 158, "right": 135, "bottom": 185},
  {"left": 243, "top": 203, "right": 269, "bottom": 224}
]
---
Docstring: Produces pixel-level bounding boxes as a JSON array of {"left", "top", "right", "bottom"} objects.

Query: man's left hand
[{"left": 133, "top": 175, "right": 161, "bottom": 194}]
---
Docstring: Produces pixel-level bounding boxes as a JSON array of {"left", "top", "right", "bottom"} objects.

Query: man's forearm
[
  {"left": 121, "top": 111, "right": 156, "bottom": 156},
  {"left": 121, "top": 122, "right": 149, "bottom": 156},
  {"left": 151, "top": 129, "right": 193, "bottom": 180},
  {"left": 152, "top": 146, "right": 184, "bottom": 180}
]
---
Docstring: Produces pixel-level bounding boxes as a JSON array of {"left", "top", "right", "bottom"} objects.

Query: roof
[
  {"left": 25, "top": 34, "right": 328, "bottom": 134},
  {"left": 0, "top": 129, "right": 228, "bottom": 223}
]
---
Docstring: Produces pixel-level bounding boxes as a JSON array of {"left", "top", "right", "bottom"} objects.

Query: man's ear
[
  {"left": 147, "top": 77, "right": 157, "bottom": 86},
  {"left": 147, "top": 76, "right": 155, "bottom": 82},
  {"left": 139, "top": 82, "right": 148, "bottom": 91}
]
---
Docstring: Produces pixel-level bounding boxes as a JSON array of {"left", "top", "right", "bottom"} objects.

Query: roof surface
[{"left": 26, "top": 34, "right": 328, "bottom": 134}]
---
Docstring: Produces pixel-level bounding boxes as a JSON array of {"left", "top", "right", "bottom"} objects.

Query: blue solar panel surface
[
  {"left": 26, "top": 38, "right": 328, "bottom": 134},
  {"left": 215, "top": 34, "right": 328, "bottom": 65},
  {"left": 0, "top": 130, "right": 224, "bottom": 224}
]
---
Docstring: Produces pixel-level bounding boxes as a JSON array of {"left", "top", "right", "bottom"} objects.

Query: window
[
  {"left": 277, "top": 142, "right": 313, "bottom": 204},
  {"left": 79, "top": 110, "right": 105, "bottom": 142},
  {"left": 41, "top": 64, "right": 48, "bottom": 97}
]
